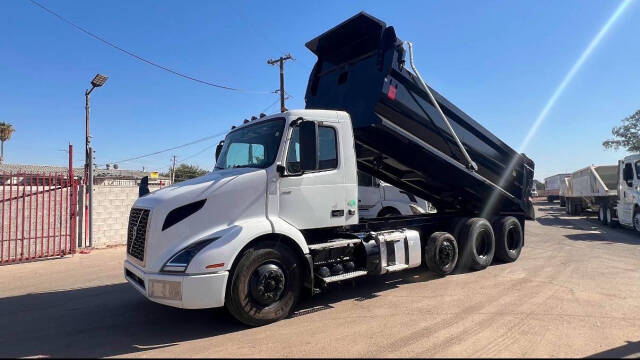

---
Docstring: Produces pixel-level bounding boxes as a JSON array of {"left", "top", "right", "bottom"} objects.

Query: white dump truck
[
  {"left": 357, "top": 170, "right": 434, "bottom": 218},
  {"left": 564, "top": 155, "right": 640, "bottom": 231},
  {"left": 123, "top": 13, "right": 535, "bottom": 326}
]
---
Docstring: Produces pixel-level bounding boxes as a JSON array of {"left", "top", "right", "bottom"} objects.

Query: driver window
[
  {"left": 636, "top": 161, "right": 640, "bottom": 180},
  {"left": 624, "top": 163, "right": 634, "bottom": 187},
  {"left": 286, "top": 127, "right": 301, "bottom": 173}
]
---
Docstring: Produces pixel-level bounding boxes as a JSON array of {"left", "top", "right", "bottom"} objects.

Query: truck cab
[
  {"left": 357, "top": 170, "right": 433, "bottom": 218},
  {"left": 617, "top": 155, "right": 640, "bottom": 230},
  {"left": 125, "top": 110, "right": 359, "bottom": 319}
]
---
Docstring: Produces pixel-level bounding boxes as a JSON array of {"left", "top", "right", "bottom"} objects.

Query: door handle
[
  {"left": 281, "top": 190, "right": 292, "bottom": 195},
  {"left": 331, "top": 210, "right": 345, "bottom": 217}
]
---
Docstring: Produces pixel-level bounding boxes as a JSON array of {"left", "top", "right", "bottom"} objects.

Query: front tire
[
  {"left": 226, "top": 242, "right": 301, "bottom": 327},
  {"left": 634, "top": 211, "right": 640, "bottom": 233}
]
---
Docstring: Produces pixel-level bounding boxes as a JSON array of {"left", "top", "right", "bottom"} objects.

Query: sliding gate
[{"left": 0, "top": 172, "right": 79, "bottom": 264}]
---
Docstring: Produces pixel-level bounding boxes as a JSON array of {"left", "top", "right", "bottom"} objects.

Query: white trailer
[
  {"left": 540, "top": 173, "right": 570, "bottom": 203},
  {"left": 564, "top": 155, "right": 640, "bottom": 231}
]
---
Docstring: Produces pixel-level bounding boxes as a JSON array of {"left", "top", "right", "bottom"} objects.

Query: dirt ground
[{"left": 1, "top": 202, "right": 640, "bottom": 358}]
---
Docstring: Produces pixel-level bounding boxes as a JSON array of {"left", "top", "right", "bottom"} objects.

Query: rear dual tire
[
  {"left": 493, "top": 217, "right": 523, "bottom": 263},
  {"left": 455, "top": 218, "right": 495, "bottom": 271}
]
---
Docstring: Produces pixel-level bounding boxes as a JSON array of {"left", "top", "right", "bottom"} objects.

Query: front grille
[{"left": 127, "top": 208, "right": 150, "bottom": 262}]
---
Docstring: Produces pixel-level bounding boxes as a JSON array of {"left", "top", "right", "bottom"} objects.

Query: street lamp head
[{"left": 91, "top": 74, "right": 108, "bottom": 88}]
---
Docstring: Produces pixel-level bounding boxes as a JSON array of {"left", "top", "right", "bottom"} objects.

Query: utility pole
[
  {"left": 267, "top": 54, "right": 293, "bottom": 113},
  {"left": 171, "top": 155, "right": 176, "bottom": 184}
]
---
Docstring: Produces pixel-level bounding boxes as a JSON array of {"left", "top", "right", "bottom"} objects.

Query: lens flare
[{"left": 481, "top": 0, "right": 633, "bottom": 218}]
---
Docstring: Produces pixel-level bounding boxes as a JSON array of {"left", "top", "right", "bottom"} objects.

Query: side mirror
[
  {"left": 299, "top": 120, "right": 317, "bottom": 172},
  {"left": 215, "top": 140, "right": 224, "bottom": 162},
  {"left": 139, "top": 176, "right": 150, "bottom": 198}
]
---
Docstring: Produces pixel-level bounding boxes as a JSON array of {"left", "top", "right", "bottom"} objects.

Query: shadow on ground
[
  {"left": 0, "top": 268, "right": 440, "bottom": 358},
  {"left": 534, "top": 202, "right": 639, "bottom": 245},
  {"left": 587, "top": 340, "right": 640, "bottom": 358}
]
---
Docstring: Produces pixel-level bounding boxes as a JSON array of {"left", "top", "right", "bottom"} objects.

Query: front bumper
[{"left": 124, "top": 259, "right": 228, "bottom": 309}]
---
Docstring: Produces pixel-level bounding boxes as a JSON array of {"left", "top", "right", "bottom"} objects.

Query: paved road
[{"left": 1, "top": 203, "right": 640, "bottom": 358}]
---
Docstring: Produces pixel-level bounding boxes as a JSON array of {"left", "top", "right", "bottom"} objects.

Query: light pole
[{"left": 85, "top": 73, "right": 108, "bottom": 248}]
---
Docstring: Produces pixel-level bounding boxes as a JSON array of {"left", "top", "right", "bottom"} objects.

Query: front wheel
[
  {"left": 634, "top": 211, "right": 640, "bottom": 233},
  {"left": 226, "top": 242, "right": 301, "bottom": 326}
]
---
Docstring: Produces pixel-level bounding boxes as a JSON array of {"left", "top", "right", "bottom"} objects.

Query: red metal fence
[{"left": 0, "top": 172, "right": 78, "bottom": 264}]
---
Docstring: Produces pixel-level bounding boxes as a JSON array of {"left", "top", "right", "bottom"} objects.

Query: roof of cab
[{"left": 231, "top": 109, "right": 350, "bottom": 131}]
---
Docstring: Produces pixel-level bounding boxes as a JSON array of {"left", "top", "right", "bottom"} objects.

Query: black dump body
[{"left": 305, "top": 12, "right": 535, "bottom": 218}]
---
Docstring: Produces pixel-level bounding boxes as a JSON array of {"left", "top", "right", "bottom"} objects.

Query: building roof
[{"left": 0, "top": 163, "right": 169, "bottom": 180}]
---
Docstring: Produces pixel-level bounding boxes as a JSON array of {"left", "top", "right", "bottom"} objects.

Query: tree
[
  {"left": 0, "top": 122, "right": 15, "bottom": 164},
  {"left": 172, "top": 163, "right": 208, "bottom": 182},
  {"left": 603, "top": 109, "right": 640, "bottom": 153}
]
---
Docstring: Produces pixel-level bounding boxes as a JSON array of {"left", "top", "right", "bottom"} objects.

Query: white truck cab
[
  {"left": 125, "top": 110, "right": 360, "bottom": 321},
  {"left": 357, "top": 170, "right": 433, "bottom": 218},
  {"left": 617, "top": 154, "right": 640, "bottom": 230}
]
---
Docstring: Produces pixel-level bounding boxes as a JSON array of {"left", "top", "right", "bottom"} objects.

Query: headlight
[
  {"left": 409, "top": 203, "right": 426, "bottom": 215},
  {"left": 162, "top": 237, "right": 218, "bottom": 273}
]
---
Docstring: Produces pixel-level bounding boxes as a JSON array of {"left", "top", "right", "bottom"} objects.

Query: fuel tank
[{"left": 304, "top": 12, "right": 535, "bottom": 218}]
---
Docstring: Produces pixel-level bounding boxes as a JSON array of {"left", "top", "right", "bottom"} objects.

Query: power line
[
  {"left": 27, "top": 0, "right": 274, "bottom": 94},
  {"left": 179, "top": 142, "right": 218, "bottom": 163},
  {"left": 104, "top": 130, "right": 228, "bottom": 166}
]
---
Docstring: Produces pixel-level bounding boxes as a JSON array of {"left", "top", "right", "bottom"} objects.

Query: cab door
[
  {"left": 278, "top": 120, "right": 357, "bottom": 229},
  {"left": 619, "top": 162, "right": 635, "bottom": 226}
]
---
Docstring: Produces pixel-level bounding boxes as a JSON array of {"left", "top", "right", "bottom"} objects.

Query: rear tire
[
  {"left": 598, "top": 206, "right": 606, "bottom": 224},
  {"left": 378, "top": 207, "right": 401, "bottom": 218},
  {"left": 226, "top": 242, "right": 301, "bottom": 327},
  {"left": 456, "top": 218, "right": 495, "bottom": 271},
  {"left": 493, "top": 217, "right": 523, "bottom": 263},
  {"left": 425, "top": 232, "right": 458, "bottom": 276},
  {"left": 607, "top": 207, "right": 618, "bottom": 228},
  {"left": 560, "top": 197, "right": 566, "bottom": 207}
]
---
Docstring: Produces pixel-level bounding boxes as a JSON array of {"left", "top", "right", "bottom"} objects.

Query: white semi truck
[
  {"left": 564, "top": 155, "right": 640, "bottom": 231},
  {"left": 358, "top": 170, "right": 434, "bottom": 218},
  {"left": 123, "top": 13, "right": 535, "bottom": 326}
]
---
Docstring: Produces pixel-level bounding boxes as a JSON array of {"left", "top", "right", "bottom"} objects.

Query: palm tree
[{"left": 0, "top": 122, "right": 15, "bottom": 164}]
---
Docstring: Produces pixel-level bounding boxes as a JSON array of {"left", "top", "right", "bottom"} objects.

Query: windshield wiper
[{"left": 231, "top": 164, "right": 258, "bottom": 169}]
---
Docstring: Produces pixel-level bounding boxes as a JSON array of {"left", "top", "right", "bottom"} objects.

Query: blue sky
[{"left": 1, "top": 0, "right": 639, "bottom": 180}]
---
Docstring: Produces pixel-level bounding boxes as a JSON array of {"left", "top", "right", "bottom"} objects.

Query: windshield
[{"left": 215, "top": 118, "right": 285, "bottom": 170}]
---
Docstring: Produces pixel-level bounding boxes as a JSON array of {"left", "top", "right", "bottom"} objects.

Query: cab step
[
  {"left": 317, "top": 270, "right": 368, "bottom": 284},
  {"left": 385, "top": 264, "right": 409, "bottom": 272}
]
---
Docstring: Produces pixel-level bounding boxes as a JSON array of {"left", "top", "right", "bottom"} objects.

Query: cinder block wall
[{"left": 92, "top": 185, "right": 161, "bottom": 248}]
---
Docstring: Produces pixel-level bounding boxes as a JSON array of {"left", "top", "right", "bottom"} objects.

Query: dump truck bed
[
  {"left": 304, "top": 12, "right": 535, "bottom": 218},
  {"left": 568, "top": 165, "right": 618, "bottom": 198}
]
